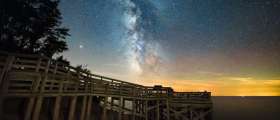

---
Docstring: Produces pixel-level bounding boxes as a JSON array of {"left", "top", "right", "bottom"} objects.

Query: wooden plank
[
  {"left": 12, "top": 64, "right": 37, "bottom": 69},
  {"left": 9, "top": 84, "right": 32, "bottom": 87}
]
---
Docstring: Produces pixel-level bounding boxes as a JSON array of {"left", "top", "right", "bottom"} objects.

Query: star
[{"left": 79, "top": 45, "right": 84, "bottom": 49}]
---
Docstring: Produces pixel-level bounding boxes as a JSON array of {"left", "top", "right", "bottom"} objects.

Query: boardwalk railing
[
  {"left": 0, "top": 51, "right": 210, "bottom": 100},
  {"left": 0, "top": 51, "right": 212, "bottom": 120}
]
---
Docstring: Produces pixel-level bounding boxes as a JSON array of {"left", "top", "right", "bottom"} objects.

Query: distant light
[{"left": 79, "top": 45, "right": 84, "bottom": 49}]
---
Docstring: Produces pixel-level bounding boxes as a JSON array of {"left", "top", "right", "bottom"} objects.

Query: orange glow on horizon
[{"left": 136, "top": 79, "right": 280, "bottom": 96}]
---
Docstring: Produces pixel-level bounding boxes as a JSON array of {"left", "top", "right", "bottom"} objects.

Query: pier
[{"left": 0, "top": 51, "right": 212, "bottom": 120}]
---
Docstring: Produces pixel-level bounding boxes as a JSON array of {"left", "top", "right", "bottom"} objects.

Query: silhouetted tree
[
  {"left": 56, "top": 55, "right": 70, "bottom": 65},
  {"left": 76, "top": 64, "right": 91, "bottom": 73},
  {"left": 0, "top": 0, "right": 69, "bottom": 57}
]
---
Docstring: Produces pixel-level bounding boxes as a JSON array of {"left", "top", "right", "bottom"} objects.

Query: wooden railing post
[
  {"left": 145, "top": 100, "right": 148, "bottom": 120},
  {"left": 25, "top": 75, "right": 40, "bottom": 120},
  {"left": 86, "top": 96, "right": 93, "bottom": 120},
  {"left": 90, "top": 75, "right": 94, "bottom": 94},
  {"left": 75, "top": 70, "right": 80, "bottom": 92},
  {"left": 102, "top": 96, "right": 108, "bottom": 120},
  {"left": 166, "top": 98, "right": 170, "bottom": 120},
  {"left": 24, "top": 97, "right": 35, "bottom": 120},
  {"left": 0, "top": 55, "right": 15, "bottom": 119},
  {"left": 80, "top": 96, "right": 87, "bottom": 120},
  {"left": 132, "top": 87, "right": 135, "bottom": 97},
  {"left": 53, "top": 96, "right": 61, "bottom": 120},
  {"left": 35, "top": 58, "right": 42, "bottom": 72},
  {"left": 32, "top": 96, "right": 43, "bottom": 120},
  {"left": 40, "top": 59, "right": 50, "bottom": 92},
  {"left": 65, "top": 67, "right": 71, "bottom": 93},
  {"left": 32, "top": 59, "right": 50, "bottom": 120},
  {"left": 68, "top": 96, "right": 77, "bottom": 120},
  {"left": 119, "top": 82, "right": 122, "bottom": 96},
  {"left": 53, "top": 62, "right": 58, "bottom": 74},
  {"left": 0, "top": 55, "right": 8, "bottom": 85},
  {"left": 110, "top": 97, "right": 114, "bottom": 110},
  {"left": 32, "top": 58, "right": 42, "bottom": 92},
  {"left": 105, "top": 82, "right": 108, "bottom": 95},
  {"left": 25, "top": 57, "right": 42, "bottom": 120},
  {"left": 118, "top": 97, "right": 123, "bottom": 120},
  {"left": 157, "top": 100, "right": 160, "bottom": 120},
  {"left": 53, "top": 65, "right": 64, "bottom": 120},
  {"left": 190, "top": 107, "right": 193, "bottom": 120},
  {"left": 132, "top": 98, "right": 136, "bottom": 120},
  {"left": 85, "top": 74, "right": 90, "bottom": 93},
  {"left": 0, "top": 55, "right": 15, "bottom": 92}
]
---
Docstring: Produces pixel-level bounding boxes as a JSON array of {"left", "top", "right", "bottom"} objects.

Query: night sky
[{"left": 59, "top": 0, "right": 280, "bottom": 96}]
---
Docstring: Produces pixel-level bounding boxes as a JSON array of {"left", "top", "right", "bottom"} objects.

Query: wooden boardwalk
[{"left": 0, "top": 51, "right": 212, "bottom": 120}]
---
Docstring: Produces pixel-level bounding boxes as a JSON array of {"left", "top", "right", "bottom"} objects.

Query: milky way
[
  {"left": 60, "top": 0, "right": 280, "bottom": 95},
  {"left": 120, "top": 0, "right": 162, "bottom": 76}
]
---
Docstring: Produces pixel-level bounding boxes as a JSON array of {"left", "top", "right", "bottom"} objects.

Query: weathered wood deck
[{"left": 0, "top": 51, "right": 212, "bottom": 120}]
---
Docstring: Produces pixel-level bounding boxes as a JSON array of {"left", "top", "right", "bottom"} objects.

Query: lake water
[{"left": 212, "top": 97, "right": 280, "bottom": 120}]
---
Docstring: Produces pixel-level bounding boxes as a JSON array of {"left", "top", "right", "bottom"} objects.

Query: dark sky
[{"left": 59, "top": 0, "right": 280, "bottom": 96}]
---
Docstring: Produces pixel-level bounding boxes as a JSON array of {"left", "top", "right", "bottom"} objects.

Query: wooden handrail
[{"left": 0, "top": 51, "right": 211, "bottom": 99}]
